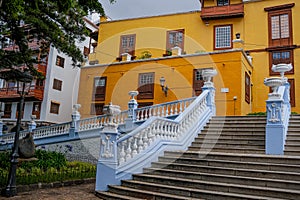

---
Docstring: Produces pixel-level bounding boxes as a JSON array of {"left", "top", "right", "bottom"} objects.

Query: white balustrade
[
  {"left": 135, "top": 97, "right": 196, "bottom": 122},
  {"left": 117, "top": 91, "right": 209, "bottom": 165}
]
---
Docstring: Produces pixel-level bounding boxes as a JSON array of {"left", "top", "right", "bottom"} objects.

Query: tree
[{"left": 0, "top": 0, "right": 115, "bottom": 78}]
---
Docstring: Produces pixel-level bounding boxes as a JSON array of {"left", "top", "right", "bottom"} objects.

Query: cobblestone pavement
[{"left": 0, "top": 183, "right": 102, "bottom": 200}]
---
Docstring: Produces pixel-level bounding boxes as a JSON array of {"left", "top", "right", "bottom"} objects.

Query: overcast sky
[{"left": 99, "top": 0, "right": 200, "bottom": 20}]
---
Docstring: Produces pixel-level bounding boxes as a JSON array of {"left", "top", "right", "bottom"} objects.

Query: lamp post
[{"left": 3, "top": 71, "right": 33, "bottom": 197}]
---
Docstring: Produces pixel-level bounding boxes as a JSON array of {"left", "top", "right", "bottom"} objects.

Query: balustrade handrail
[
  {"left": 134, "top": 97, "right": 196, "bottom": 122},
  {"left": 116, "top": 90, "right": 210, "bottom": 166}
]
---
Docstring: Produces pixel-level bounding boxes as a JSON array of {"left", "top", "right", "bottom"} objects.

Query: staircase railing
[
  {"left": 264, "top": 63, "right": 292, "bottom": 155},
  {"left": 95, "top": 71, "right": 217, "bottom": 191}
]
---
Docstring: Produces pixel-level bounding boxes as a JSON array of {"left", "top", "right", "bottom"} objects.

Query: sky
[{"left": 99, "top": 0, "right": 200, "bottom": 20}]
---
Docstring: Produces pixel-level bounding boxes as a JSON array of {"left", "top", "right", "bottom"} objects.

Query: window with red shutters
[
  {"left": 245, "top": 72, "right": 251, "bottom": 104},
  {"left": 166, "top": 29, "right": 184, "bottom": 53},
  {"left": 93, "top": 77, "right": 107, "bottom": 101},
  {"left": 137, "top": 73, "right": 154, "bottom": 100},
  {"left": 119, "top": 34, "right": 136, "bottom": 56}
]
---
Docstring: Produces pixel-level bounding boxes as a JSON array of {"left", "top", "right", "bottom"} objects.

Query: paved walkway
[{"left": 0, "top": 183, "right": 101, "bottom": 200}]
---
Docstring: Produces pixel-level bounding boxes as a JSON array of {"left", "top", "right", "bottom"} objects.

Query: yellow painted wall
[
  {"left": 243, "top": 0, "right": 300, "bottom": 113},
  {"left": 79, "top": 50, "right": 251, "bottom": 118},
  {"left": 82, "top": 0, "right": 300, "bottom": 116}
]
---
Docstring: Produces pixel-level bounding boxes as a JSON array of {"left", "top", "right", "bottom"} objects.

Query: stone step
[
  {"left": 285, "top": 140, "right": 300, "bottom": 145},
  {"left": 143, "top": 167, "right": 300, "bottom": 190},
  {"left": 196, "top": 134, "right": 265, "bottom": 140},
  {"left": 130, "top": 173, "right": 299, "bottom": 199},
  {"left": 188, "top": 147, "right": 265, "bottom": 154},
  {"left": 95, "top": 191, "right": 142, "bottom": 200},
  {"left": 151, "top": 158, "right": 300, "bottom": 182},
  {"left": 286, "top": 135, "right": 300, "bottom": 140},
  {"left": 121, "top": 179, "right": 282, "bottom": 200},
  {"left": 194, "top": 138, "right": 265, "bottom": 145},
  {"left": 205, "top": 125, "right": 266, "bottom": 129},
  {"left": 284, "top": 150, "right": 300, "bottom": 156},
  {"left": 286, "top": 131, "right": 300, "bottom": 135},
  {"left": 190, "top": 142, "right": 264, "bottom": 149},
  {"left": 107, "top": 184, "right": 197, "bottom": 200},
  {"left": 164, "top": 151, "right": 300, "bottom": 165},
  {"left": 200, "top": 130, "right": 265, "bottom": 135},
  {"left": 212, "top": 116, "right": 266, "bottom": 120}
]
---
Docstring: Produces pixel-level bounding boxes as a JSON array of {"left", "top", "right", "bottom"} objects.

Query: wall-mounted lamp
[
  {"left": 233, "top": 96, "right": 237, "bottom": 116},
  {"left": 232, "top": 33, "right": 244, "bottom": 44},
  {"left": 160, "top": 76, "right": 168, "bottom": 97}
]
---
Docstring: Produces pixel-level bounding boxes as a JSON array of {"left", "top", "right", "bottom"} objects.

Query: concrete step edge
[
  {"left": 108, "top": 185, "right": 195, "bottom": 200},
  {"left": 144, "top": 167, "right": 300, "bottom": 185},
  {"left": 153, "top": 160, "right": 300, "bottom": 177},
  {"left": 123, "top": 179, "right": 282, "bottom": 200},
  {"left": 134, "top": 173, "right": 300, "bottom": 195},
  {"left": 95, "top": 191, "right": 142, "bottom": 200}
]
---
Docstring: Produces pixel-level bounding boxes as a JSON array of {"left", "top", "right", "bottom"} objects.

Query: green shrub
[{"left": 246, "top": 112, "right": 267, "bottom": 116}]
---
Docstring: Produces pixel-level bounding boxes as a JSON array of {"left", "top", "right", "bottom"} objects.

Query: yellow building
[{"left": 79, "top": 0, "right": 300, "bottom": 117}]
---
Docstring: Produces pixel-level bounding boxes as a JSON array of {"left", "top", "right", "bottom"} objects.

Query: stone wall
[{"left": 37, "top": 136, "right": 101, "bottom": 164}]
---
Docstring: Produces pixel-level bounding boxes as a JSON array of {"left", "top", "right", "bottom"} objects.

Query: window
[
  {"left": 119, "top": 34, "right": 136, "bottom": 56},
  {"left": 166, "top": 29, "right": 184, "bottom": 52},
  {"left": 83, "top": 46, "right": 90, "bottom": 57},
  {"left": 93, "top": 77, "right": 107, "bottom": 101},
  {"left": 214, "top": 25, "right": 232, "bottom": 49},
  {"left": 269, "top": 50, "right": 294, "bottom": 75},
  {"left": 90, "top": 103, "right": 104, "bottom": 115},
  {"left": 16, "top": 102, "right": 25, "bottom": 119},
  {"left": 35, "top": 79, "right": 44, "bottom": 90},
  {"left": 137, "top": 73, "right": 154, "bottom": 100},
  {"left": 265, "top": 4, "right": 294, "bottom": 47},
  {"left": 53, "top": 78, "right": 63, "bottom": 91},
  {"left": 193, "top": 69, "right": 205, "bottom": 96},
  {"left": 50, "top": 102, "right": 60, "bottom": 114},
  {"left": 288, "top": 79, "right": 295, "bottom": 107},
  {"left": 245, "top": 72, "right": 251, "bottom": 104},
  {"left": 3, "top": 103, "right": 12, "bottom": 118},
  {"left": 32, "top": 102, "right": 41, "bottom": 119},
  {"left": 217, "top": 0, "right": 229, "bottom": 6},
  {"left": 56, "top": 55, "right": 65, "bottom": 68}
]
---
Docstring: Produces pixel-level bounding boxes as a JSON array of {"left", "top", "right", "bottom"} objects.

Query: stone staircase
[
  {"left": 285, "top": 115, "right": 300, "bottom": 156},
  {"left": 96, "top": 116, "right": 300, "bottom": 200}
]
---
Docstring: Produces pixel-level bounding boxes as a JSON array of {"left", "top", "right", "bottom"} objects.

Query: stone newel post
[
  {"left": 201, "top": 69, "right": 217, "bottom": 116},
  {"left": 69, "top": 104, "right": 81, "bottom": 138},
  {"left": 28, "top": 115, "right": 37, "bottom": 132},
  {"left": 264, "top": 63, "right": 292, "bottom": 155},
  {"left": 125, "top": 91, "right": 139, "bottom": 131},
  {"left": 96, "top": 102, "right": 121, "bottom": 191}
]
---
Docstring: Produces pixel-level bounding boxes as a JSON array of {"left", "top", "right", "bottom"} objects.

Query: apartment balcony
[
  {"left": 201, "top": 3, "right": 244, "bottom": 20},
  {"left": 37, "top": 63, "right": 47, "bottom": 75},
  {"left": 0, "top": 86, "right": 44, "bottom": 102}
]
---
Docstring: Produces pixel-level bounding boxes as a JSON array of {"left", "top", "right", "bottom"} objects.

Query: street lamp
[
  {"left": 2, "top": 70, "right": 33, "bottom": 197},
  {"left": 160, "top": 76, "right": 168, "bottom": 97}
]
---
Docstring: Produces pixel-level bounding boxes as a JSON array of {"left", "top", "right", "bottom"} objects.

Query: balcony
[
  {"left": 0, "top": 86, "right": 44, "bottom": 102},
  {"left": 201, "top": 3, "right": 244, "bottom": 20}
]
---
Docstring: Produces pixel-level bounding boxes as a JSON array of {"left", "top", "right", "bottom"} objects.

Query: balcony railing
[
  {"left": 0, "top": 86, "right": 44, "bottom": 101},
  {"left": 201, "top": 3, "right": 244, "bottom": 20}
]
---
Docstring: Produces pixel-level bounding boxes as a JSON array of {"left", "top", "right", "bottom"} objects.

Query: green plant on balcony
[{"left": 138, "top": 51, "right": 152, "bottom": 59}]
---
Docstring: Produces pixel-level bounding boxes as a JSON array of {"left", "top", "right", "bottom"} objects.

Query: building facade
[
  {"left": 79, "top": 0, "right": 300, "bottom": 117},
  {"left": 0, "top": 15, "right": 99, "bottom": 130}
]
